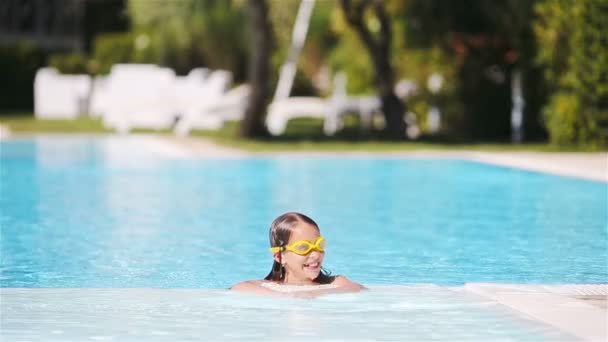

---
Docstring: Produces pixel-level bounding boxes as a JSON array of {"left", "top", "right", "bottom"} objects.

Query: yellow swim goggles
[{"left": 270, "top": 237, "right": 326, "bottom": 255}]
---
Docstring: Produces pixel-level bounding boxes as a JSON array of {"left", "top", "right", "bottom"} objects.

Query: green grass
[
  {"left": 1, "top": 114, "right": 602, "bottom": 152},
  {"left": 189, "top": 118, "right": 600, "bottom": 152},
  {"left": 1, "top": 114, "right": 111, "bottom": 133}
]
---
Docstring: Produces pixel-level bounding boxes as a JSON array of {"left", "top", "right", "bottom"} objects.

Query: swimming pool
[{"left": 1, "top": 136, "right": 605, "bottom": 340}]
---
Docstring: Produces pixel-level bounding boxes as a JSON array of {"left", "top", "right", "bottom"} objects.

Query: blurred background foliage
[
  {"left": 535, "top": 0, "right": 608, "bottom": 147},
  {"left": 0, "top": 0, "right": 606, "bottom": 147}
]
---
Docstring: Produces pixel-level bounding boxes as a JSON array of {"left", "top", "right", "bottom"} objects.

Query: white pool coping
[
  {"left": 462, "top": 283, "right": 607, "bottom": 341},
  {"left": 463, "top": 151, "right": 607, "bottom": 182}
]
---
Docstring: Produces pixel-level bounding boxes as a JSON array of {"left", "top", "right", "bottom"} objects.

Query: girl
[{"left": 231, "top": 212, "right": 364, "bottom": 297}]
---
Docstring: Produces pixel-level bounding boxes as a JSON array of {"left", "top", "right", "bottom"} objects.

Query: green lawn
[
  {"left": 1, "top": 115, "right": 112, "bottom": 133},
  {"left": 0, "top": 114, "right": 601, "bottom": 152}
]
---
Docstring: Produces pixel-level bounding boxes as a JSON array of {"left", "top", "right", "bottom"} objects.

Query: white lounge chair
[
  {"left": 34, "top": 67, "right": 91, "bottom": 119},
  {"left": 265, "top": 97, "right": 331, "bottom": 136},
  {"left": 265, "top": 72, "right": 383, "bottom": 136},
  {"left": 173, "top": 70, "right": 249, "bottom": 136},
  {"left": 324, "top": 73, "right": 381, "bottom": 134},
  {"left": 265, "top": 72, "right": 422, "bottom": 136},
  {"left": 209, "top": 84, "right": 251, "bottom": 122},
  {"left": 173, "top": 67, "right": 210, "bottom": 117},
  {"left": 102, "top": 64, "right": 177, "bottom": 134},
  {"left": 327, "top": 96, "right": 381, "bottom": 134},
  {"left": 88, "top": 75, "right": 109, "bottom": 118}
]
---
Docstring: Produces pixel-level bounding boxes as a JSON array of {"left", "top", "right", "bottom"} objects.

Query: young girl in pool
[{"left": 231, "top": 212, "right": 364, "bottom": 297}]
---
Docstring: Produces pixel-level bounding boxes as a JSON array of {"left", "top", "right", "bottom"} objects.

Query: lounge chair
[
  {"left": 101, "top": 64, "right": 177, "bottom": 134},
  {"left": 34, "top": 67, "right": 91, "bottom": 119},
  {"left": 173, "top": 70, "right": 250, "bottom": 136},
  {"left": 265, "top": 96, "right": 331, "bottom": 136},
  {"left": 89, "top": 75, "right": 109, "bottom": 118},
  {"left": 265, "top": 72, "right": 382, "bottom": 136}
]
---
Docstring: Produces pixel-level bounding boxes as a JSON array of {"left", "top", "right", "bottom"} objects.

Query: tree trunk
[
  {"left": 341, "top": 0, "right": 407, "bottom": 139},
  {"left": 239, "top": 0, "right": 274, "bottom": 138}
]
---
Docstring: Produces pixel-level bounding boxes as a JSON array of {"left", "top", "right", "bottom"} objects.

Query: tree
[
  {"left": 239, "top": 0, "right": 274, "bottom": 138},
  {"left": 127, "top": 0, "right": 247, "bottom": 77},
  {"left": 340, "top": 0, "right": 407, "bottom": 139},
  {"left": 403, "top": 0, "right": 544, "bottom": 141}
]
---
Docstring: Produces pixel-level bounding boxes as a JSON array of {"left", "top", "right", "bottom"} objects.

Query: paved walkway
[
  {"left": 162, "top": 136, "right": 249, "bottom": 158},
  {"left": 465, "top": 151, "right": 607, "bottom": 182},
  {"left": 0, "top": 124, "right": 11, "bottom": 139}
]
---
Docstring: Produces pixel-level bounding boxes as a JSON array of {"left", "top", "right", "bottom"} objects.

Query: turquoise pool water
[{"left": 1, "top": 136, "right": 606, "bottom": 288}]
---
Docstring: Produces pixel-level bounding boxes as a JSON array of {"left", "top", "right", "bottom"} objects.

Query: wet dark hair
[{"left": 264, "top": 212, "right": 335, "bottom": 284}]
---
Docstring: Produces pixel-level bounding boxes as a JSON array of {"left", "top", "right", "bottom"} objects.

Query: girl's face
[{"left": 276, "top": 222, "right": 324, "bottom": 284}]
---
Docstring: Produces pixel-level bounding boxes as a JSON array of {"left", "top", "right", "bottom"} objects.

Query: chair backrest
[
  {"left": 102, "top": 64, "right": 177, "bottom": 131},
  {"left": 89, "top": 76, "right": 108, "bottom": 118},
  {"left": 186, "top": 67, "right": 210, "bottom": 81},
  {"left": 106, "top": 64, "right": 176, "bottom": 111},
  {"left": 202, "top": 70, "right": 233, "bottom": 97},
  {"left": 173, "top": 68, "right": 232, "bottom": 113},
  {"left": 34, "top": 67, "right": 91, "bottom": 119}
]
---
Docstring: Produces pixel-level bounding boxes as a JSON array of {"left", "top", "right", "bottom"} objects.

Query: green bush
[
  {"left": 535, "top": 0, "right": 608, "bottom": 147},
  {"left": 92, "top": 33, "right": 136, "bottom": 74},
  {"left": 48, "top": 52, "right": 90, "bottom": 74},
  {"left": 542, "top": 92, "right": 579, "bottom": 145}
]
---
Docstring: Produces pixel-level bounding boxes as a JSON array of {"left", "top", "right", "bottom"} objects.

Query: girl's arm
[
  {"left": 230, "top": 277, "right": 366, "bottom": 298},
  {"left": 289, "top": 277, "right": 365, "bottom": 298},
  {"left": 230, "top": 280, "right": 291, "bottom": 296},
  {"left": 332, "top": 275, "right": 366, "bottom": 291}
]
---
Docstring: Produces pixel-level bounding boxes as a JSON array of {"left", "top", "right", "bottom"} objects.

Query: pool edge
[{"left": 463, "top": 283, "right": 607, "bottom": 341}]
